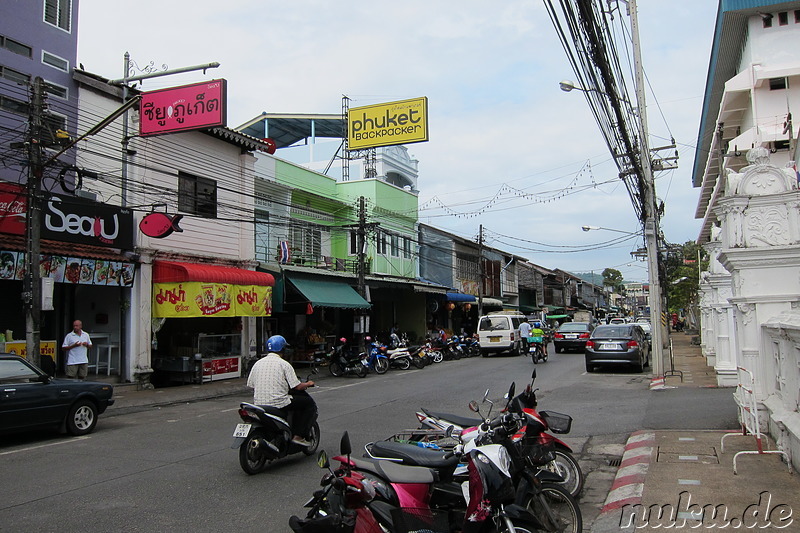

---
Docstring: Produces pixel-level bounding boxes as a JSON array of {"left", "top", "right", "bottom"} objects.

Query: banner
[
  {"left": 348, "top": 97, "right": 429, "bottom": 150},
  {"left": 153, "top": 282, "right": 272, "bottom": 318},
  {"left": 5, "top": 340, "right": 58, "bottom": 363},
  {"left": 140, "top": 80, "right": 227, "bottom": 137}
]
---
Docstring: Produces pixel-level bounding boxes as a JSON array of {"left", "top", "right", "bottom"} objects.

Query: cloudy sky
[{"left": 77, "top": 1, "right": 719, "bottom": 282}]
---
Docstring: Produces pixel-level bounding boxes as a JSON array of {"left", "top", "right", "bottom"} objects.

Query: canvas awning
[
  {"left": 153, "top": 260, "right": 274, "bottom": 286},
  {"left": 481, "top": 297, "right": 503, "bottom": 308},
  {"left": 446, "top": 292, "right": 476, "bottom": 303},
  {"left": 287, "top": 275, "right": 370, "bottom": 309}
]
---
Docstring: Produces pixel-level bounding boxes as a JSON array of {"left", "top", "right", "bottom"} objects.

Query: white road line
[{"left": 0, "top": 436, "right": 90, "bottom": 456}]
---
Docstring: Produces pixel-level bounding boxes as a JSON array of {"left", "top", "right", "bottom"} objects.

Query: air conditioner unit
[{"left": 75, "top": 189, "right": 97, "bottom": 201}]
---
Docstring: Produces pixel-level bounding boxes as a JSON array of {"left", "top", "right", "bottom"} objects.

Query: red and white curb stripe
[
  {"left": 650, "top": 376, "right": 666, "bottom": 389},
  {"left": 600, "top": 431, "right": 656, "bottom": 513}
]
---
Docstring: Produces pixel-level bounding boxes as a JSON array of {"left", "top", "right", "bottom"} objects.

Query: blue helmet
[
  {"left": 533, "top": 322, "right": 542, "bottom": 328},
  {"left": 266, "top": 335, "right": 289, "bottom": 352}
]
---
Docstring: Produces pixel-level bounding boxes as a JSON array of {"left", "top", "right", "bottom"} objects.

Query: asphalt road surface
[{"left": 0, "top": 346, "right": 737, "bottom": 532}]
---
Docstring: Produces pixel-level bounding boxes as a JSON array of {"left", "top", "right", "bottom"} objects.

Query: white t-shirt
[
  {"left": 519, "top": 322, "right": 532, "bottom": 338},
  {"left": 62, "top": 331, "right": 92, "bottom": 365},
  {"left": 246, "top": 353, "right": 300, "bottom": 408}
]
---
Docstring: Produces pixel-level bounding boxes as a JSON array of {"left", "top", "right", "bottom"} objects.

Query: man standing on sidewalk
[{"left": 62, "top": 320, "right": 92, "bottom": 380}]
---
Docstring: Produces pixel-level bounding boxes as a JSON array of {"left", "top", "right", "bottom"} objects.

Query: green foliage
[
  {"left": 664, "top": 241, "right": 708, "bottom": 313},
  {"left": 602, "top": 268, "right": 624, "bottom": 291}
]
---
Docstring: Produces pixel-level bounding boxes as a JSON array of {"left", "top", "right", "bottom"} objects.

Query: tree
[
  {"left": 602, "top": 268, "right": 624, "bottom": 292},
  {"left": 663, "top": 241, "right": 709, "bottom": 325}
]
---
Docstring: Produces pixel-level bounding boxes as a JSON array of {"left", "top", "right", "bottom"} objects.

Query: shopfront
[{"left": 150, "top": 260, "right": 274, "bottom": 385}]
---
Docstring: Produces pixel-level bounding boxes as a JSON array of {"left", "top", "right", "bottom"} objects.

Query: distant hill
[{"left": 576, "top": 272, "right": 603, "bottom": 286}]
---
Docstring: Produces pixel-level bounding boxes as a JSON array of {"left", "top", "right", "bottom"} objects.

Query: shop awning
[
  {"left": 446, "top": 292, "right": 476, "bottom": 303},
  {"left": 546, "top": 314, "right": 570, "bottom": 319},
  {"left": 287, "top": 276, "right": 370, "bottom": 309},
  {"left": 482, "top": 297, "right": 504, "bottom": 308},
  {"left": 153, "top": 260, "right": 274, "bottom": 286}
]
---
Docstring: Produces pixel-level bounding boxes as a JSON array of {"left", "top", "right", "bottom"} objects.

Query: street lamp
[{"left": 581, "top": 225, "right": 639, "bottom": 236}]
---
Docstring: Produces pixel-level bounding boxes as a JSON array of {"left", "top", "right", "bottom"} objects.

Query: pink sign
[{"left": 139, "top": 80, "right": 227, "bottom": 136}]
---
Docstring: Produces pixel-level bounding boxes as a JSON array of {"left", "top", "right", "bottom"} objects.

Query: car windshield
[
  {"left": 0, "top": 359, "right": 40, "bottom": 383},
  {"left": 593, "top": 326, "right": 629, "bottom": 338},
  {"left": 559, "top": 323, "right": 588, "bottom": 332},
  {"left": 634, "top": 323, "right": 652, "bottom": 332},
  {"left": 480, "top": 317, "right": 509, "bottom": 331}
]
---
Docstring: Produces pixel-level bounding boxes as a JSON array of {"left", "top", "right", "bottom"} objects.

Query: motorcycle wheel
[
  {"left": 524, "top": 482, "right": 582, "bottom": 533},
  {"left": 545, "top": 450, "right": 585, "bottom": 499},
  {"left": 329, "top": 362, "right": 344, "bottom": 377},
  {"left": 412, "top": 357, "right": 425, "bottom": 369},
  {"left": 357, "top": 364, "right": 368, "bottom": 378},
  {"left": 375, "top": 357, "right": 389, "bottom": 374},
  {"left": 301, "top": 422, "right": 321, "bottom": 456},
  {"left": 239, "top": 431, "right": 268, "bottom": 475},
  {"left": 452, "top": 349, "right": 462, "bottom": 360},
  {"left": 396, "top": 358, "right": 411, "bottom": 370},
  {"left": 432, "top": 351, "right": 444, "bottom": 363}
]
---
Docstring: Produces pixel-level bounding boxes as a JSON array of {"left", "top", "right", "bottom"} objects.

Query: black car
[
  {"left": 0, "top": 354, "right": 115, "bottom": 436},
  {"left": 553, "top": 322, "right": 594, "bottom": 353},
  {"left": 584, "top": 324, "right": 650, "bottom": 373}
]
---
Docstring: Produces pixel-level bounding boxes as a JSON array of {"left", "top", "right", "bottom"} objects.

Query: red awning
[{"left": 153, "top": 260, "right": 274, "bottom": 286}]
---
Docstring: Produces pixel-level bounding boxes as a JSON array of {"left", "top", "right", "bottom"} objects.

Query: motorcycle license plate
[{"left": 233, "top": 423, "right": 251, "bottom": 438}]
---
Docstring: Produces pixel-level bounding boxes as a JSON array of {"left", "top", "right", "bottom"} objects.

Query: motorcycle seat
[
  {"left": 241, "top": 402, "right": 289, "bottom": 425},
  {"left": 368, "top": 440, "right": 460, "bottom": 469},
  {"left": 422, "top": 409, "right": 482, "bottom": 429},
  {"left": 349, "top": 456, "right": 437, "bottom": 484}
]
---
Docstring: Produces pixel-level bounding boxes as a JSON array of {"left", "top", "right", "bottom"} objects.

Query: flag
[{"left": 279, "top": 241, "right": 290, "bottom": 264}]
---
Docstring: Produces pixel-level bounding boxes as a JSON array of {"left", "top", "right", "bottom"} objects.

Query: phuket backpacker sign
[
  {"left": 348, "top": 97, "right": 429, "bottom": 150},
  {"left": 139, "top": 80, "right": 227, "bottom": 137}
]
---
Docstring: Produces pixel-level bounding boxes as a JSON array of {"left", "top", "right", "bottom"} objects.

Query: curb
[{"left": 650, "top": 376, "right": 665, "bottom": 389}]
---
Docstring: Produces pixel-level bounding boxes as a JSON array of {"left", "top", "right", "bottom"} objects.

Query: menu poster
[
  {"left": 0, "top": 251, "right": 16, "bottom": 280},
  {"left": 14, "top": 252, "right": 26, "bottom": 281},
  {"left": 40, "top": 255, "right": 53, "bottom": 278},
  {"left": 49, "top": 255, "right": 66, "bottom": 282},
  {"left": 120, "top": 262, "right": 135, "bottom": 287},
  {"left": 64, "top": 258, "right": 82, "bottom": 284},
  {"left": 107, "top": 261, "right": 122, "bottom": 286},
  {"left": 79, "top": 259, "right": 95, "bottom": 285},
  {"left": 94, "top": 260, "right": 110, "bottom": 285}
]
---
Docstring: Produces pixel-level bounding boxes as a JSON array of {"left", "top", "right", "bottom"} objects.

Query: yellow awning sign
[{"left": 153, "top": 282, "right": 272, "bottom": 318}]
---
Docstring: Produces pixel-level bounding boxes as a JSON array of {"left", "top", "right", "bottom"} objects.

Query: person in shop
[
  {"left": 246, "top": 335, "right": 316, "bottom": 447},
  {"left": 61, "top": 319, "right": 92, "bottom": 380}
]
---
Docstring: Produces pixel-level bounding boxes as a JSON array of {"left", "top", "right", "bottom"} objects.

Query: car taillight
[
  {"left": 585, "top": 340, "right": 595, "bottom": 349},
  {"left": 554, "top": 333, "right": 564, "bottom": 339},
  {"left": 579, "top": 332, "right": 590, "bottom": 339},
  {"left": 627, "top": 340, "right": 639, "bottom": 348},
  {"left": 511, "top": 332, "right": 515, "bottom": 341}
]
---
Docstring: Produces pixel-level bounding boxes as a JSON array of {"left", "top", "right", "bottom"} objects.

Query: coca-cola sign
[
  {"left": 0, "top": 182, "right": 27, "bottom": 236},
  {"left": 42, "top": 194, "right": 133, "bottom": 249}
]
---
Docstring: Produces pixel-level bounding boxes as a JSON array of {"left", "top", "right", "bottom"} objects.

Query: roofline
[{"left": 236, "top": 113, "right": 343, "bottom": 131}]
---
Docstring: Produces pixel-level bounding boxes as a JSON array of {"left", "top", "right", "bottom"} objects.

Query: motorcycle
[
  {"left": 529, "top": 336, "right": 548, "bottom": 364},
  {"left": 444, "top": 335, "right": 464, "bottom": 360},
  {"left": 364, "top": 337, "right": 390, "bottom": 374},
  {"left": 231, "top": 387, "right": 320, "bottom": 475},
  {"left": 327, "top": 338, "right": 368, "bottom": 378},
  {"left": 459, "top": 333, "right": 481, "bottom": 357},
  {"left": 412, "top": 370, "right": 584, "bottom": 499}
]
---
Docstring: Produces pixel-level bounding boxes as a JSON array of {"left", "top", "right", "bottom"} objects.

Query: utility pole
[
  {"left": 629, "top": 0, "right": 666, "bottom": 378},
  {"left": 24, "top": 77, "right": 45, "bottom": 368},
  {"left": 477, "top": 225, "right": 484, "bottom": 316},
  {"left": 356, "top": 196, "right": 367, "bottom": 298}
]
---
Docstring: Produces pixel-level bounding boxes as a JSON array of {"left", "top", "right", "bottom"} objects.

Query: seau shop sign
[{"left": 42, "top": 193, "right": 134, "bottom": 249}]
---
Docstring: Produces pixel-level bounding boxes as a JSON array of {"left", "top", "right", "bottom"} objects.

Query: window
[
  {"left": 44, "top": 0, "right": 72, "bottom": 32},
  {"left": 254, "top": 210, "right": 269, "bottom": 262},
  {"left": 0, "top": 65, "right": 30, "bottom": 86},
  {"left": 291, "top": 225, "right": 323, "bottom": 260},
  {"left": 42, "top": 112, "right": 67, "bottom": 145},
  {"left": 44, "top": 81, "right": 68, "bottom": 99},
  {"left": 779, "top": 11, "right": 788, "bottom": 25},
  {"left": 402, "top": 237, "right": 411, "bottom": 259},
  {"left": 390, "top": 234, "right": 399, "bottom": 257},
  {"left": 42, "top": 51, "right": 69, "bottom": 72},
  {"left": 1, "top": 35, "right": 33, "bottom": 58},
  {"left": 376, "top": 232, "right": 387, "bottom": 255},
  {"left": 349, "top": 230, "right": 358, "bottom": 255},
  {"left": 769, "top": 77, "right": 787, "bottom": 90},
  {"left": 795, "top": 10, "right": 800, "bottom": 23},
  {"left": 178, "top": 172, "right": 217, "bottom": 218},
  {"left": 763, "top": 13, "right": 773, "bottom": 28},
  {"left": 0, "top": 95, "right": 29, "bottom": 115}
]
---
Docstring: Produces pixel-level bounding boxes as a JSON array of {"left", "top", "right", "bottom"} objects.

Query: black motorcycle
[
  {"left": 231, "top": 389, "right": 320, "bottom": 474},
  {"left": 327, "top": 342, "right": 368, "bottom": 378}
]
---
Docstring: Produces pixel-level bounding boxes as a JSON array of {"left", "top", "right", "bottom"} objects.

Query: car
[
  {"left": 632, "top": 322, "right": 652, "bottom": 348},
  {"left": 584, "top": 324, "right": 650, "bottom": 373},
  {"left": 608, "top": 317, "right": 626, "bottom": 325},
  {"left": 0, "top": 354, "right": 115, "bottom": 436},
  {"left": 477, "top": 313, "right": 525, "bottom": 356},
  {"left": 553, "top": 322, "right": 594, "bottom": 353}
]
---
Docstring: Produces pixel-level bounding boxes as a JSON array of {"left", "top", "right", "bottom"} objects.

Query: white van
[{"left": 477, "top": 313, "right": 525, "bottom": 356}]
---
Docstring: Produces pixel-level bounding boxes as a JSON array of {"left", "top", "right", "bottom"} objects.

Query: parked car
[
  {"left": 633, "top": 322, "right": 652, "bottom": 348},
  {"left": 553, "top": 322, "right": 594, "bottom": 353},
  {"left": 0, "top": 354, "right": 115, "bottom": 436},
  {"left": 477, "top": 313, "right": 525, "bottom": 356},
  {"left": 585, "top": 324, "right": 650, "bottom": 373},
  {"left": 608, "top": 317, "right": 626, "bottom": 325}
]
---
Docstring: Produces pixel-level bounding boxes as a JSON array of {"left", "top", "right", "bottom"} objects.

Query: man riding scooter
[{"left": 246, "top": 335, "right": 316, "bottom": 446}]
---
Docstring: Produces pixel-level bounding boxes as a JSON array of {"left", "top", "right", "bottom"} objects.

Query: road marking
[
  {"left": 678, "top": 479, "right": 701, "bottom": 485},
  {"left": 0, "top": 436, "right": 90, "bottom": 456},
  {"left": 220, "top": 407, "right": 239, "bottom": 412},
  {"left": 678, "top": 437, "right": 695, "bottom": 441},
  {"left": 679, "top": 455, "right": 698, "bottom": 461}
]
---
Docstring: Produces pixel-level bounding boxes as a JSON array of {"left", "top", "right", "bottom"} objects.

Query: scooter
[
  {"left": 364, "top": 337, "right": 389, "bottom": 374},
  {"left": 231, "top": 388, "right": 320, "bottom": 475},
  {"left": 327, "top": 338, "right": 368, "bottom": 378},
  {"left": 529, "top": 337, "right": 548, "bottom": 364}
]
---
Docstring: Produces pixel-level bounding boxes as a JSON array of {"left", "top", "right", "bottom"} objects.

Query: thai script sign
[
  {"left": 348, "top": 97, "right": 429, "bottom": 150},
  {"left": 42, "top": 193, "right": 134, "bottom": 249},
  {"left": 152, "top": 282, "right": 272, "bottom": 318},
  {"left": 0, "top": 250, "right": 136, "bottom": 286},
  {"left": 140, "top": 80, "right": 227, "bottom": 137},
  {"left": 0, "top": 182, "right": 26, "bottom": 236},
  {"left": 5, "top": 340, "right": 58, "bottom": 363}
]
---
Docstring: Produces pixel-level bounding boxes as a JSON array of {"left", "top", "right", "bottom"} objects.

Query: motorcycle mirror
[
  {"left": 317, "top": 450, "right": 329, "bottom": 469},
  {"left": 468, "top": 400, "right": 480, "bottom": 413},
  {"left": 340, "top": 431, "right": 352, "bottom": 457},
  {"left": 482, "top": 389, "right": 490, "bottom": 402},
  {"left": 506, "top": 382, "right": 516, "bottom": 400},
  {"left": 445, "top": 425, "right": 455, "bottom": 438},
  {"left": 531, "top": 368, "right": 537, "bottom": 381}
]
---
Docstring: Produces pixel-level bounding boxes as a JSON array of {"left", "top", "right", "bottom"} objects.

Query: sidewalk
[{"left": 591, "top": 332, "right": 799, "bottom": 532}]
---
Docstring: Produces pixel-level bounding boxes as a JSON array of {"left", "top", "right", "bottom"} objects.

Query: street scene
[{"left": 3, "top": 0, "right": 800, "bottom": 531}]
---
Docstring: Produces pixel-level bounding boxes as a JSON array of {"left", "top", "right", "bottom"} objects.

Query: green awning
[
  {"left": 287, "top": 276, "right": 371, "bottom": 309},
  {"left": 546, "top": 314, "right": 569, "bottom": 319}
]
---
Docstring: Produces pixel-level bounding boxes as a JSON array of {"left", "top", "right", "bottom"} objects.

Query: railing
[{"left": 720, "top": 366, "right": 791, "bottom": 474}]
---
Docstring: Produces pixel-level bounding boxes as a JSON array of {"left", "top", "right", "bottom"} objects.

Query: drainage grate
[{"left": 608, "top": 457, "right": 623, "bottom": 467}]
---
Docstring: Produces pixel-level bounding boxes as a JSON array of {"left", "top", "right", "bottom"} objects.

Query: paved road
[{"left": 0, "top": 345, "right": 737, "bottom": 532}]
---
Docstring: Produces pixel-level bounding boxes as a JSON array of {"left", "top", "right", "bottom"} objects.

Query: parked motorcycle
[
  {"left": 327, "top": 338, "right": 368, "bottom": 378},
  {"left": 231, "top": 388, "right": 320, "bottom": 475},
  {"left": 364, "top": 337, "right": 390, "bottom": 374},
  {"left": 444, "top": 335, "right": 464, "bottom": 360}
]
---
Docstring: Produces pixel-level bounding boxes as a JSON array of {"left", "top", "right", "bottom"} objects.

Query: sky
[{"left": 77, "top": 0, "right": 719, "bottom": 283}]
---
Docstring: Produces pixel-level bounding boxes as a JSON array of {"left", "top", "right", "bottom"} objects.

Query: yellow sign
[
  {"left": 153, "top": 282, "right": 273, "bottom": 318},
  {"left": 348, "top": 97, "right": 429, "bottom": 150},
  {"left": 5, "top": 340, "right": 58, "bottom": 363}
]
